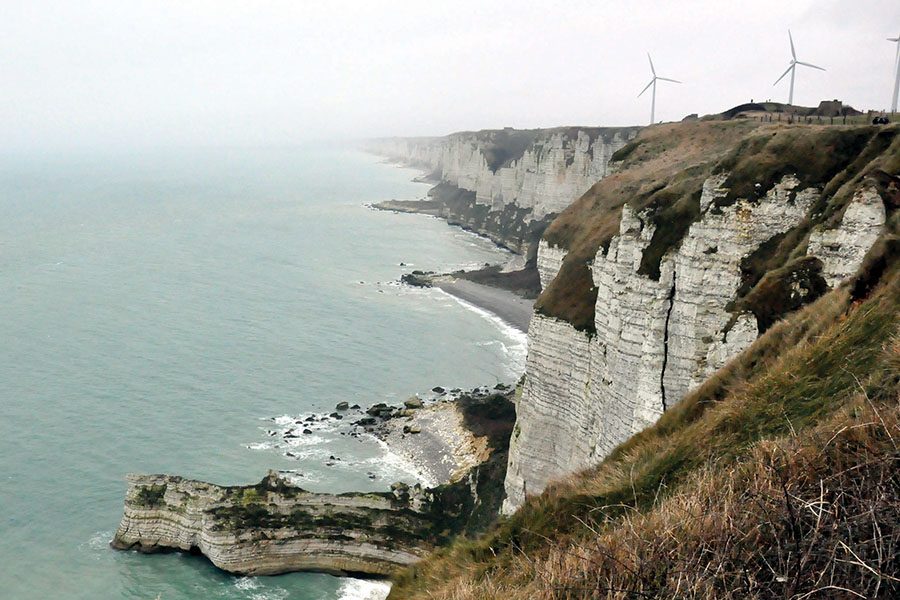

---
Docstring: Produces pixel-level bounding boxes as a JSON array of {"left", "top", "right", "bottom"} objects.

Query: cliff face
[
  {"left": 369, "top": 127, "right": 640, "bottom": 256},
  {"left": 503, "top": 123, "right": 898, "bottom": 512}
]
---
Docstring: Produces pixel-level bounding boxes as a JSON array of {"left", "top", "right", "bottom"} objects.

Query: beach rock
[
  {"left": 404, "top": 397, "right": 424, "bottom": 409},
  {"left": 431, "top": 386, "right": 445, "bottom": 394},
  {"left": 335, "top": 402, "right": 350, "bottom": 411},
  {"left": 350, "top": 404, "right": 361, "bottom": 410},
  {"left": 302, "top": 429, "right": 312, "bottom": 435}
]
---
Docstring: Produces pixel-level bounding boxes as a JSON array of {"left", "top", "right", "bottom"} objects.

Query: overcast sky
[{"left": 2, "top": 0, "right": 898, "bottom": 150}]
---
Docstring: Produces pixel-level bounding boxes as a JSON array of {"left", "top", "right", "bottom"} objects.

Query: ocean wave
[
  {"left": 337, "top": 579, "right": 391, "bottom": 600},
  {"left": 78, "top": 530, "right": 113, "bottom": 559}
]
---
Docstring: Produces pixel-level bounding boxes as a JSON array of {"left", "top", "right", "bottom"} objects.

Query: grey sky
[{"left": 2, "top": 0, "right": 898, "bottom": 150}]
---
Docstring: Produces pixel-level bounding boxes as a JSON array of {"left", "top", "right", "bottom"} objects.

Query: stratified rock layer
[
  {"left": 112, "top": 472, "right": 433, "bottom": 576},
  {"left": 808, "top": 186, "right": 887, "bottom": 287},
  {"left": 537, "top": 240, "right": 567, "bottom": 290}
]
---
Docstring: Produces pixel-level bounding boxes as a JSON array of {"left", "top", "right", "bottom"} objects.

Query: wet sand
[{"left": 433, "top": 277, "right": 534, "bottom": 332}]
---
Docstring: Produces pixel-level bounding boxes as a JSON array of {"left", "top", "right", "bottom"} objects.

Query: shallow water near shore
[{"left": 0, "top": 145, "right": 524, "bottom": 599}]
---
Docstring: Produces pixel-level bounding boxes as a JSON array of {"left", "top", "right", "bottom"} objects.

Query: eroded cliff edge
[
  {"left": 367, "top": 126, "right": 641, "bottom": 260},
  {"left": 503, "top": 121, "right": 898, "bottom": 512},
  {"left": 112, "top": 391, "right": 515, "bottom": 576}
]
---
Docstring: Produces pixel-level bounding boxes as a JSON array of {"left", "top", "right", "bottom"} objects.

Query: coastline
[{"left": 368, "top": 159, "right": 539, "bottom": 333}]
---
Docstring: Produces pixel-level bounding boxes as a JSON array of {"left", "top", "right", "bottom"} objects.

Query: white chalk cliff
[
  {"left": 370, "top": 128, "right": 640, "bottom": 223},
  {"left": 503, "top": 174, "right": 886, "bottom": 513}
]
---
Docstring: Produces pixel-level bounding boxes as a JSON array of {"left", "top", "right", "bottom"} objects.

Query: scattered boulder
[
  {"left": 431, "top": 386, "right": 445, "bottom": 394},
  {"left": 302, "top": 429, "right": 313, "bottom": 435},
  {"left": 335, "top": 402, "right": 350, "bottom": 411},
  {"left": 404, "top": 396, "right": 424, "bottom": 409}
]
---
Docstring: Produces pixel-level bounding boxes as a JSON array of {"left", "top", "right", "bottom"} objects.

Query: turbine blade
[
  {"left": 773, "top": 64, "right": 793, "bottom": 85},
  {"left": 888, "top": 36, "right": 900, "bottom": 42},
  {"left": 647, "top": 53, "right": 656, "bottom": 76},
  {"left": 789, "top": 30, "right": 796, "bottom": 59},
  {"left": 638, "top": 79, "right": 654, "bottom": 97},
  {"left": 657, "top": 77, "right": 682, "bottom": 83},
  {"left": 796, "top": 61, "right": 825, "bottom": 71}
]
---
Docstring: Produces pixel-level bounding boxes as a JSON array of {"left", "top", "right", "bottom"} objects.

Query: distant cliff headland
[{"left": 366, "top": 126, "right": 641, "bottom": 259}]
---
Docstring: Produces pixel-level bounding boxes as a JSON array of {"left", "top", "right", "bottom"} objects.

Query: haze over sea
[{"left": 0, "top": 145, "right": 525, "bottom": 599}]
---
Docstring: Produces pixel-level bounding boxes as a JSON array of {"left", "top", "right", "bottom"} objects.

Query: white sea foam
[
  {"left": 78, "top": 530, "right": 113, "bottom": 560},
  {"left": 337, "top": 578, "right": 391, "bottom": 600},
  {"left": 234, "top": 577, "right": 259, "bottom": 591},
  {"left": 364, "top": 435, "right": 438, "bottom": 488},
  {"left": 232, "top": 577, "right": 291, "bottom": 600},
  {"left": 246, "top": 442, "right": 275, "bottom": 450}
]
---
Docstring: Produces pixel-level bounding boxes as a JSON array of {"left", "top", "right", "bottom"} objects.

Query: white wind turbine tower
[
  {"left": 889, "top": 33, "right": 900, "bottom": 113},
  {"left": 638, "top": 54, "right": 681, "bottom": 124},
  {"left": 773, "top": 30, "right": 825, "bottom": 105}
]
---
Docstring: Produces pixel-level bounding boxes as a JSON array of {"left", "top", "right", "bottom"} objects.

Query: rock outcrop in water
[
  {"left": 112, "top": 472, "right": 435, "bottom": 576},
  {"left": 368, "top": 127, "right": 640, "bottom": 259}
]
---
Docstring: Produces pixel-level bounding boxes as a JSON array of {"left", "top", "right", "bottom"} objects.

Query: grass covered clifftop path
[{"left": 388, "top": 237, "right": 899, "bottom": 597}]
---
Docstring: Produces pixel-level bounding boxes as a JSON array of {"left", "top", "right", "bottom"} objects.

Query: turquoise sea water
[{"left": 0, "top": 146, "right": 525, "bottom": 599}]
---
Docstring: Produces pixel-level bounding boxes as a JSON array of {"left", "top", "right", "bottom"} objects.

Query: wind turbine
[
  {"left": 638, "top": 54, "right": 681, "bottom": 124},
  {"left": 773, "top": 30, "right": 825, "bottom": 105},
  {"left": 889, "top": 33, "right": 900, "bottom": 113}
]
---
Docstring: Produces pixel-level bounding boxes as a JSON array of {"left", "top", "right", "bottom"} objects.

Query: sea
[{"left": 0, "top": 144, "right": 527, "bottom": 599}]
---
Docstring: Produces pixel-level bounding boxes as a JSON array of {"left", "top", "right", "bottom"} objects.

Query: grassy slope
[
  {"left": 388, "top": 205, "right": 900, "bottom": 596},
  {"left": 537, "top": 122, "right": 899, "bottom": 332}
]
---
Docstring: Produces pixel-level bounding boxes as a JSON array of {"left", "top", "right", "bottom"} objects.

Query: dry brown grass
[{"left": 428, "top": 398, "right": 899, "bottom": 599}]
